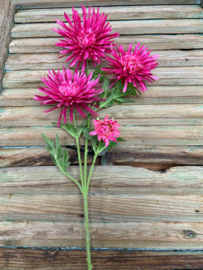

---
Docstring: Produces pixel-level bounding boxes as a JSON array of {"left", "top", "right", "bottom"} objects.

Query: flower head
[
  {"left": 53, "top": 5, "right": 119, "bottom": 71},
  {"left": 102, "top": 43, "right": 159, "bottom": 92},
  {"left": 90, "top": 116, "right": 120, "bottom": 147},
  {"left": 34, "top": 67, "right": 103, "bottom": 126}
]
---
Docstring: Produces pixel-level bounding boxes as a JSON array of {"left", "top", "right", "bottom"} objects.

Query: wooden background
[{"left": 1, "top": 0, "right": 203, "bottom": 269}]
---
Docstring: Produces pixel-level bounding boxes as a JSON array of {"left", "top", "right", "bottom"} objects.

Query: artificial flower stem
[
  {"left": 56, "top": 162, "right": 83, "bottom": 193},
  {"left": 83, "top": 192, "right": 93, "bottom": 270},
  {"left": 84, "top": 118, "right": 91, "bottom": 184},
  {"left": 73, "top": 112, "right": 84, "bottom": 187},
  {"left": 87, "top": 153, "right": 98, "bottom": 191}
]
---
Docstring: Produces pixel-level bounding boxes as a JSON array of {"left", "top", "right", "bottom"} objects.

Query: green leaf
[
  {"left": 60, "top": 123, "right": 77, "bottom": 138},
  {"left": 42, "top": 133, "right": 70, "bottom": 171},
  {"left": 117, "top": 137, "right": 124, "bottom": 141},
  {"left": 97, "top": 141, "right": 106, "bottom": 153},
  {"left": 91, "top": 136, "right": 98, "bottom": 153},
  {"left": 83, "top": 127, "right": 92, "bottom": 141},
  {"left": 92, "top": 68, "right": 105, "bottom": 80},
  {"left": 105, "top": 141, "right": 117, "bottom": 152}
]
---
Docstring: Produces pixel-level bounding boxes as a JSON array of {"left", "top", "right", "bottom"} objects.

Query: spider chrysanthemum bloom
[
  {"left": 90, "top": 116, "right": 120, "bottom": 147},
  {"left": 53, "top": 5, "right": 119, "bottom": 71},
  {"left": 102, "top": 43, "right": 159, "bottom": 93},
  {"left": 34, "top": 67, "right": 104, "bottom": 126}
]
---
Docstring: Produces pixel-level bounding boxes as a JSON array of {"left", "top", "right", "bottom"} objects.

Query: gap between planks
[
  {"left": 14, "top": 5, "right": 203, "bottom": 23},
  {"left": 9, "top": 35, "right": 203, "bottom": 53}
]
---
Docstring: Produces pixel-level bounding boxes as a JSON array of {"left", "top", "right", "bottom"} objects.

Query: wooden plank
[
  {"left": 3, "top": 105, "right": 203, "bottom": 126},
  {"left": 11, "top": 20, "right": 203, "bottom": 38},
  {"left": 0, "top": 0, "right": 15, "bottom": 90},
  {"left": 107, "top": 145, "right": 203, "bottom": 165},
  {"left": 1, "top": 249, "right": 203, "bottom": 270},
  {"left": 1, "top": 126, "right": 203, "bottom": 146},
  {"left": 14, "top": 6, "right": 203, "bottom": 23},
  {"left": 0, "top": 193, "right": 202, "bottom": 222},
  {"left": 2, "top": 86, "right": 203, "bottom": 106},
  {"left": 6, "top": 50, "right": 203, "bottom": 71},
  {"left": 0, "top": 221, "right": 203, "bottom": 248},
  {"left": 9, "top": 35, "right": 203, "bottom": 53},
  {"left": 13, "top": 0, "right": 202, "bottom": 9},
  {"left": 1, "top": 165, "right": 203, "bottom": 195},
  {"left": 3, "top": 68, "right": 203, "bottom": 88},
  {"left": 0, "top": 147, "right": 93, "bottom": 168},
  {"left": 1, "top": 146, "right": 203, "bottom": 167}
]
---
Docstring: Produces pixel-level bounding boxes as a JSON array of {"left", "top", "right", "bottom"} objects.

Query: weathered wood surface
[
  {"left": 6, "top": 50, "right": 203, "bottom": 71},
  {"left": 3, "top": 68, "right": 203, "bottom": 88},
  {"left": 1, "top": 194, "right": 203, "bottom": 222},
  {"left": 1, "top": 165, "right": 203, "bottom": 195},
  {"left": 1, "top": 126, "right": 203, "bottom": 146},
  {"left": 3, "top": 105, "right": 203, "bottom": 126},
  {"left": 14, "top": 5, "right": 203, "bottom": 23},
  {"left": 0, "top": 221, "right": 203, "bottom": 248},
  {"left": 0, "top": 0, "right": 15, "bottom": 90},
  {"left": 12, "top": 0, "right": 203, "bottom": 9},
  {"left": 1, "top": 249, "right": 203, "bottom": 270},
  {"left": 0, "top": 147, "right": 94, "bottom": 167},
  {"left": 2, "top": 146, "right": 203, "bottom": 167},
  {"left": 107, "top": 146, "right": 203, "bottom": 165},
  {"left": 9, "top": 35, "right": 203, "bottom": 53},
  {"left": 2, "top": 86, "right": 203, "bottom": 106},
  {"left": 11, "top": 20, "right": 203, "bottom": 38}
]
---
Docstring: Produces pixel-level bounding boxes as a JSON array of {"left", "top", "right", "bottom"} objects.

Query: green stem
[
  {"left": 73, "top": 112, "right": 84, "bottom": 187},
  {"left": 86, "top": 153, "right": 98, "bottom": 191},
  {"left": 56, "top": 161, "right": 83, "bottom": 193},
  {"left": 84, "top": 118, "right": 91, "bottom": 185},
  {"left": 83, "top": 192, "right": 93, "bottom": 270}
]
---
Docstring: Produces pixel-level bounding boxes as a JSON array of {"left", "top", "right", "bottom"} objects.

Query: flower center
[
  {"left": 78, "top": 28, "right": 96, "bottom": 48},
  {"left": 120, "top": 54, "right": 143, "bottom": 74},
  {"left": 59, "top": 81, "right": 79, "bottom": 97}
]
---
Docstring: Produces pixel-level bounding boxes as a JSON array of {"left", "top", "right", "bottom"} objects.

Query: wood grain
[
  {"left": 6, "top": 50, "right": 203, "bottom": 71},
  {"left": 1, "top": 126, "right": 203, "bottom": 146},
  {"left": 107, "top": 145, "right": 203, "bottom": 165},
  {"left": 1, "top": 146, "right": 203, "bottom": 167},
  {"left": 11, "top": 20, "right": 203, "bottom": 38},
  {"left": 0, "top": 0, "right": 15, "bottom": 90},
  {"left": 1, "top": 165, "right": 203, "bottom": 195},
  {"left": 0, "top": 221, "right": 203, "bottom": 248},
  {"left": 9, "top": 35, "right": 203, "bottom": 53},
  {"left": 12, "top": 0, "right": 202, "bottom": 9},
  {"left": 2, "top": 86, "right": 203, "bottom": 106},
  {"left": 14, "top": 6, "right": 203, "bottom": 23},
  {"left": 3, "top": 105, "right": 203, "bottom": 126},
  {"left": 1, "top": 249, "right": 203, "bottom": 270},
  {"left": 3, "top": 68, "right": 203, "bottom": 88},
  {"left": 0, "top": 147, "right": 93, "bottom": 168}
]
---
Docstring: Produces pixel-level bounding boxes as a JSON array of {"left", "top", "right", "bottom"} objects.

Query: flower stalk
[{"left": 36, "top": 4, "right": 159, "bottom": 270}]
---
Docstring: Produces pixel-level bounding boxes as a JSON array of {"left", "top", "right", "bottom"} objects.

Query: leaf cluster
[{"left": 42, "top": 134, "right": 70, "bottom": 171}]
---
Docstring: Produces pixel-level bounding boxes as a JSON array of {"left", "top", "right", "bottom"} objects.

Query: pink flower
[
  {"left": 90, "top": 116, "right": 120, "bottom": 147},
  {"left": 101, "top": 43, "right": 159, "bottom": 93},
  {"left": 34, "top": 67, "right": 104, "bottom": 126},
  {"left": 53, "top": 5, "right": 119, "bottom": 71}
]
